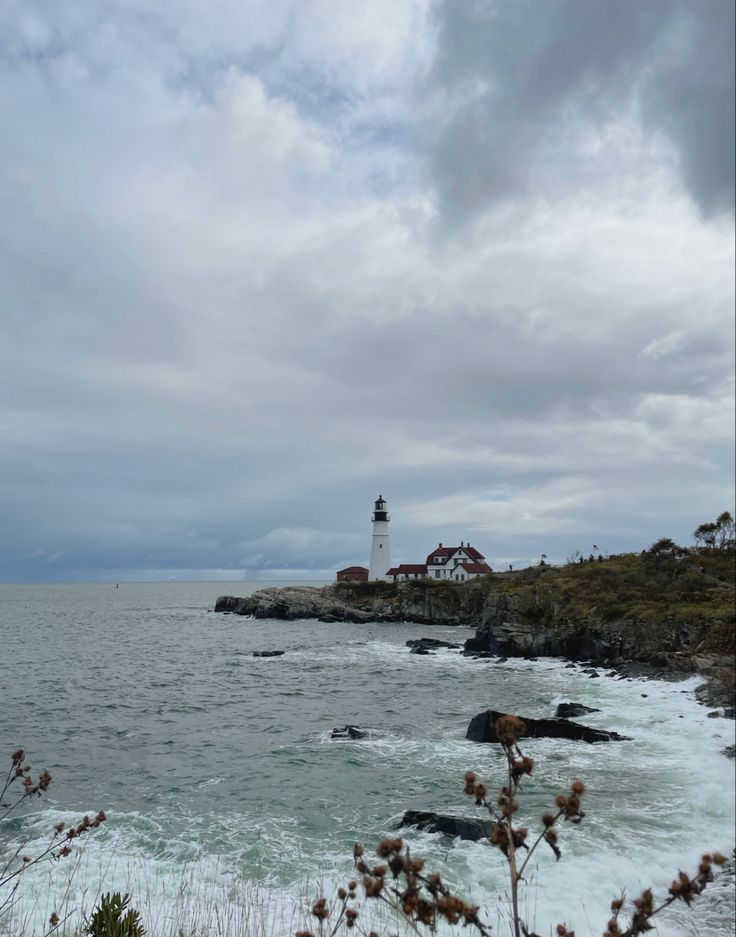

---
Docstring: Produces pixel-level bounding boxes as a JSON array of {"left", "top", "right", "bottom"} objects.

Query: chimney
[{"left": 439, "top": 542, "right": 442, "bottom": 548}]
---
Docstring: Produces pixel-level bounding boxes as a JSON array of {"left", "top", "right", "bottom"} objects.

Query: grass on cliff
[
  {"left": 491, "top": 549, "right": 735, "bottom": 656},
  {"left": 336, "top": 550, "right": 735, "bottom": 659}
]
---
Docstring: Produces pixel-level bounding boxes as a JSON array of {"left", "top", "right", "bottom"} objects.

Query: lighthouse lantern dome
[{"left": 372, "top": 495, "right": 389, "bottom": 522}]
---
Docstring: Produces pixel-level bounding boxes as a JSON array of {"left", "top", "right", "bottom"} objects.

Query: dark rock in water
[
  {"left": 215, "top": 596, "right": 241, "bottom": 612},
  {"left": 555, "top": 702, "right": 600, "bottom": 719},
  {"left": 330, "top": 725, "right": 368, "bottom": 740},
  {"left": 564, "top": 662, "right": 577, "bottom": 669},
  {"left": 463, "top": 636, "right": 488, "bottom": 654},
  {"left": 466, "top": 710, "right": 631, "bottom": 744},
  {"left": 410, "top": 647, "right": 434, "bottom": 655},
  {"left": 582, "top": 668, "right": 599, "bottom": 675},
  {"left": 695, "top": 682, "right": 736, "bottom": 712},
  {"left": 723, "top": 745, "right": 735, "bottom": 759},
  {"left": 400, "top": 810, "right": 491, "bottom": 842},
  {"left": 253, "top": 650, "right": 285, "bottom": 658},
  {"left": 588, "top": 672, "right": 600, "bottom": 678},
  {"left": 496, "top": 656, "right": 508, "bottom": 664},
  {"left": 407, "top": 638, "right": 461, "bottom": 650}
]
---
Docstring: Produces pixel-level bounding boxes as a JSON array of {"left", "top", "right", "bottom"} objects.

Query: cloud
[
  {"left": 419, "top": 0, "right": 735, "bottom": 224},
  {"left": 0, "top": 1, "right": 733, "bottom": 581},
  {"left": 639, "top": 330, "right": 689, "bottom": 360}
]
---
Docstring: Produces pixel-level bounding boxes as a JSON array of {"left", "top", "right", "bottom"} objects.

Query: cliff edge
[{"left": 215, "top": 550, "right": 735, "bottom": 699}]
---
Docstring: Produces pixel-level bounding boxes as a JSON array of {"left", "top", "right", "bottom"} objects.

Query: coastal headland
[{"left": 216, "top": 550, "right": 735, "bottom": 706}]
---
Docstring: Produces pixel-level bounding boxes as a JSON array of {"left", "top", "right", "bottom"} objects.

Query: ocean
[{"left": 0, "top": 582, "right": 733, "bottom": 936}]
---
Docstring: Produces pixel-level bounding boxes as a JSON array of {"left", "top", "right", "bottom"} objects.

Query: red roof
[
  {"left": 426, "top": 544, "right": 485, "bottom": 564},
  {"left": 426, "top": 547, "right": 455, "bottom": 563},
  {"left": 386, "top": 564, "right": 427, "bottom": 575},
  {"left": 463, "top": 546, "right": 484, "bottom": 560},
  {"left": 337, "top": 566, "right": 369, "bottom": 574},
  {"left": 459, "top": 562, "right": 492, "bottom": 574}
]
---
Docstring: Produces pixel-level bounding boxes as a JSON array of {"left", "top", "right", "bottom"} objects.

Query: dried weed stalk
[{"left": 0, "top": 747, "right": 107, "bottom": 936}]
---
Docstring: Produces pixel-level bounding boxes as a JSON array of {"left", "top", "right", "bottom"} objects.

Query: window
[{"left": 435, "top": 571, "right": 440, "bottom": 578}]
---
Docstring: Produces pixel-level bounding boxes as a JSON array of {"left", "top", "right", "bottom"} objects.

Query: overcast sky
[{"left": 1, "top": 0, "right": 734, "bottom": 582}]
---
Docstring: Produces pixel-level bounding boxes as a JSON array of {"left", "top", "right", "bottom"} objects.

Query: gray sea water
[{"left": 0, "top": 582, "right": 734, "bottom": 936}]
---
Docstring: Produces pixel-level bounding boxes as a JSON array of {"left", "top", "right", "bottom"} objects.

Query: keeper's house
[{"left": 386, "top": 542, "right": 492, "bottom": 583}]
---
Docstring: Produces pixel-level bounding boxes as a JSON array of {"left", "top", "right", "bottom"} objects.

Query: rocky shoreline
[{"left": 214, "top": 574, "right": 735, "bottom": 713}]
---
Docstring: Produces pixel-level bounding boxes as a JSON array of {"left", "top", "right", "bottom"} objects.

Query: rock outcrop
[
  {"left": 400, "top": 810, "right": 492, "bottom": 841},
  {"left": 215, "top": 587, "right": 377, "bottom": 622},
  {"left": 330, "top": 725, "right": 368, "bottom": 740},
  {"left": 407, "top": 637, "right": 462, "bottom": 655},
  {"left": 466, "top": 710, "right": 631, "bottom": 744},
  {"left": 555, "top": 702, "right": 600, "bottom": 718},
  {"left": 214, "top": 580, "right": 490, "bottom": 625}
]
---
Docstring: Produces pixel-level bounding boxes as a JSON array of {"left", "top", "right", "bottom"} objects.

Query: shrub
[{"left": 85, "top": 892, "right": 145, "bottom": 937}]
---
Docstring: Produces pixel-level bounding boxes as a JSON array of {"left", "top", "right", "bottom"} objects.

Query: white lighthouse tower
[{"left": 368, "top": 495, "right": 391, "bottom": 581}]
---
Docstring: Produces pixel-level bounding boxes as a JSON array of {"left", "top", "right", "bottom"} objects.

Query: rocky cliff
[
  {"left": 214, "top": 578, "right": 489, "bottom": 624},
  {"left": 215, "top": 551, "right": 735, "bottom": 694}
]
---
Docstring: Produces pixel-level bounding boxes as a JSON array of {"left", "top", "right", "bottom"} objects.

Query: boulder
[
  {"left": 400, "top": 810, "right": 491, "bottom": 842},
  {"left": 463, "top": 636, "right": 488, "bottom": 654},
  {"left": 406, "top": 638, "right": 461, "bottom": 650},
  {"left": 214, "top": 596, "right": 241, "bottom": 612},
  {"left": 253, "top": 650, "right": 285, "bottom": 658},
  {"left": 330, "top": 725, "right": 368, "bottom": 740},
  {"left": 466, "top": 710, "right": 631, "bottom": 744},
  {"left": 554, "top": 703, "right": 601, "bottom": 719}
]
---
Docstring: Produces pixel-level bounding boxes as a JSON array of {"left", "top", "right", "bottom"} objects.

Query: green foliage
[
  {"left": 694, "top": 510, "right": 735, "bottom": 550},
  {"left": 694, "top": 522, "right": 718, "bottom": 548},
  {"left": 482, "top": 550, "right": 734, "bottom": 658},
  {"left": 86, "top": 893, "right": 145, "bottom": 937}
]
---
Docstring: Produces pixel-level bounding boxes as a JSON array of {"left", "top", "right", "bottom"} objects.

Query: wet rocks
[
  {"left": 215, "top": 580, "right": 486, "bottom": 626},
  {"left": 253, "top": 650, "right": 285, "bottom": 657},
  {"left": 215, "top": 587, "right": 375, "bottom": 622},
  {"left": 407, "top": 637, "right": 461, "bottom": 655},
  {"left": 400, "top": 810, "right": 492, "bottom": 842},
  {"left": 695, "top": 681, "right": 736, "bottom": 713},
  {"left": 330, "top": 725, "right": 368, "bottom": 740},
  {"left": 466, "top": 710, "right": 631, "bottom": 744},
  {"left": 555, "top": 702, "right": 601, "bottom": 719}
]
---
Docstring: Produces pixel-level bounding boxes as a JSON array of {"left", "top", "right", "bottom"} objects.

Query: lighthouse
[{"left": 368, "top": 495, "right": 391, "bottom": 581}]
